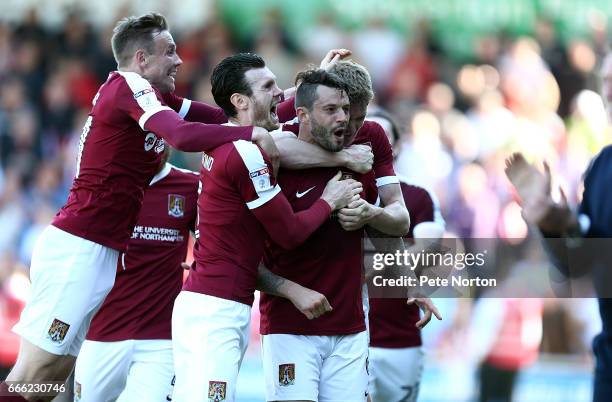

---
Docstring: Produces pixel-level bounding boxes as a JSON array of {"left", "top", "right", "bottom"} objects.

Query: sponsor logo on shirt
[
  {"left": 133, "top": 88, "right": 155, "bottom": 99},
  {"left": 145, "top": 132, "right": 157, "bottom": 151},
  {"left": 249, "top": 167, "right": 272, "bottom": 192},
  {"left": 144, "top": 132, "right": 165, "bottom": 154},
  {"left": 47, "top": 318, "right": 70, "bottom": 344},
  {"left": 249, "top": 167, "right": 269, "bottom": 178},
  {"left": 168, "top": 194, "right": 185, "bottom": 218},
  {"left": 202, "top": 153, "right": 214, "bottom": 171},
  {"left": 207, "top": 381, "right": 226, "bottom": 402},
  {"left": 278, "top": 363, "right": 295, "bottom": 387}
]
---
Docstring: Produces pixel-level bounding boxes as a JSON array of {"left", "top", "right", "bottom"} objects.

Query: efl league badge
[
  {"left": 168, "top": 194, "right": 185, "bottom": 218},
  {"left": 278, "top": 363, "right": 295, "bottom": 387},
  {"left": 207, "top": 381, "right": 227, "bottom": 402},
  {"left": 47, "top": 318, "right": 70, "bottom": 343}
]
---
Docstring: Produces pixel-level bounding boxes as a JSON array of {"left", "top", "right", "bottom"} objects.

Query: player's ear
[
  {"left": 135, "top": 49, "right": 148, "bottom": 69},
  {"left": 296, "top": 107, "right": 309, "bottom": 124},
  {"left": 230, "top": 93, "right": 249, "bottom": 112}
]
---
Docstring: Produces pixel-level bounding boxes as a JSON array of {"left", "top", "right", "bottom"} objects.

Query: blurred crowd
[{"left": 0, "top": 2, "right": 609, "bottom": 392}]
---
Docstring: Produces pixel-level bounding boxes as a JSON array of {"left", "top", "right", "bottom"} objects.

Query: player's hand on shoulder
[
  {"left": 341, "top": 144, "right": 373, "bottom": 174},
  {"left": 320, "top": 48, "right": 352, "bottom": 70},
  {"left": 321, "top": 171, "right": 363, "bottom": 210},
  {"left": 252, "top": 127, "right": 280, "bottom": 176},
  {"left": 289, "top": 285, "right": 333, "bottom": 320},
  {"left": 407, "top": 297, "right": 442, "bottom": 329}
]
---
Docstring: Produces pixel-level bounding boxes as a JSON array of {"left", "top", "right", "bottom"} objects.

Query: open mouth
[
  {"left": 332, "top": 126, "right": 345, "bottom": 138},
  {"left": 269, "top": 103, "right": 279, "bottom": 122},
  {"left": 168, "top": 70, "right": 177, "bottom": 81}
]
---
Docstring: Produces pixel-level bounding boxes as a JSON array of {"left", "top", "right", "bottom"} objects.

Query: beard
[
  {"left": 252, "top": 100, "right": 280, "bottom": 131},
  {"left": 311, "top": 119, "right": 344, "bottom": 152}
]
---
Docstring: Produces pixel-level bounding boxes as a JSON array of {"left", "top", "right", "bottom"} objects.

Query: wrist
[
  {"left": 336, "top": 149, "right": 350, "bottom": 168},
  {"left": 365, "top": 204, "right": 383, "bottom": 224},
  {"left": 283, "top": 281, "right": 302, "bottom": 300},
  {"left": 321, "top": 196, "right": 338, "bottom": 211}
]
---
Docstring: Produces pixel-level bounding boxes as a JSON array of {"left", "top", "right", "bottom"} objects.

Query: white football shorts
[
  {"left": 13, "top": 225, "right": 118, "bottom": 356},
  {"left": 74, "top": 339, "right": 174, "bottom": 402},
  {"left": 261, "top": 331, "right": 369, "bottom": 402},
  {"left": 171, "top": 291, "right": 251, "bottom": 402},
  {"left": 368, "top": 346, "right": 424, "bottom": 402}
]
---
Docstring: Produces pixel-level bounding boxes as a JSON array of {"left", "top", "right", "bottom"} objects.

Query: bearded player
[
  {"left": 259, "top": 68, "right": 397, "bottom": 402},
  {"left": 171, "top": 54, "right": 362, "bottom": 402},
  {"left": 2, "top": 13, "right": 280, "bottom": 401}
]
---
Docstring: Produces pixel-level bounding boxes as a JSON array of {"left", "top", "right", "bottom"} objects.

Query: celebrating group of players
[{"left": 0, "top": 12, "right": 444, "bottom": 402}]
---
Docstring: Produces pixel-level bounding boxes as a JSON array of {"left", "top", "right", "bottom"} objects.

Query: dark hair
[
  {"left": 211, "top": 53, "right": 266, "bottom": 118},
  {"left": 294, "top": 69, "right": 347, "bottom": 110},
  {"left": 111, "top": 13, "right": 168, "bottom": 67}
]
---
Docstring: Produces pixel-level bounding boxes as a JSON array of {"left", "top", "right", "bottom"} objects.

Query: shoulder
[
  {"left": 230, "top": 140, "right": 267, "bottom": 166},
  {"left": 357, "top": 120, "right": 387, "bottom": 141},
  {"left": 168, "top": 164, "right": 199, "bottom": 184},
  {"left": 583, "top": 145, "right": 612, "bottom": 183},
  {"left": 114, "top": 71, "right": 164, "bottom": 103},
  {"left": 355, "top": 120, "right": 392, "bottom": 156}
]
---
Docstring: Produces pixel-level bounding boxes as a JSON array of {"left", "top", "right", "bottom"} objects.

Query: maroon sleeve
[
  {"left": 368, "top": 121, "right": 396, "bottom": 181},
  {"left": 253, "top": 196, "right": 331, "bottom": 250},
  {"left": 161, "top": 92, "right": 228, "bottom": 124},
  {"left": 277, "top": 96, "right": 296, "bottom": 123},
  {"left": 402, "top": 184, "right": 435, "bottom": 238},
  {"left": 160, "top": 92, "right": 184, "bottom": 112},
  {"left": 185, "top": 101, "right": 227, "bottom": 124},
  {"left": 226, "top": 143, "right": 331, "bottom": 249},
  {"left": 145, "top": 110, "right": 252, "bottom": 152}
]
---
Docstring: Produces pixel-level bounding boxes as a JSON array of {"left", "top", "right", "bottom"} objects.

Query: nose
[
  {"left": 337, "top": 108, "right": 348, "bottom": 124},
  {"left": 273, "top": 84, "right": 282, "bottom": 99},
  {"left": 174, "top": 53, "right": 183, "bottom": 67}
]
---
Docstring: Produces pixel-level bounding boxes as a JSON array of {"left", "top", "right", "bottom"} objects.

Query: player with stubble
[
  {"left": 1, "top": 12, "right": 280, "bottom": 402},
  {"left": 258, "top": 68, "right": 380, "bottom": 402},
  {"left": 171, "top": 54, "right": 362, "bottom": 402}
]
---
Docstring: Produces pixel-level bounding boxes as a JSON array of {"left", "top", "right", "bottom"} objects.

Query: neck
[
  {"left": 118, "top": 62, "right": 142, "bottom": 75},
  {"left": 229, "top": 111, "right": 252, "bottom": 127},
  {"left": 297, "top": 124, "right": 317, "bottom": 145}
]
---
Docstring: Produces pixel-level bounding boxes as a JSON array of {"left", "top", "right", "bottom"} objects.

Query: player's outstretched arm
[
  {"left": 145, "top": 109, "right": 252, "bottom": 152},
  {"left": 504, "top": 152, "right": 588, "bottom": 295},
  {"left": 276, "top": 138, "right": 374, "bottom": 173},
  {"left": 256, "top": 266, "right": 332, "bottom": 320}
]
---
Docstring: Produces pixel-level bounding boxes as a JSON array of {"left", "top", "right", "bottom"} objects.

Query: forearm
[
  {"left": 145, "top": 110, "right": 252, "bottom": 152},
  {"left": 184, "top": 100, "right": 228, "bottom": 124},
  {"left": 276, "top": 136, "right": 346, "bottom": 170},
  {"left": 256, "top": 265, "right": 298, "bottom": 298},
  {"left": 254, "top": 195, "right": 332, "bottom": 249},
  {"left": 367, "top": 201, "right": 410, "bottom": 236}
]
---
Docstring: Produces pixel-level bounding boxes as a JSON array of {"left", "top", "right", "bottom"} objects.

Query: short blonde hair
[{"left": 328, "top": 60, "right": 374, "bottom": 107}]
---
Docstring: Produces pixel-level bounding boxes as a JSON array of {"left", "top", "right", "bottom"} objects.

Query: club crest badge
[
  {"left": 278, "top": 363, "right": 295, "bottom": 387},
  {"left": 207, "top": 381, "right": 226, "bottom": 402},
  {"left": 168, "top": 194, "right": 185, "bottom": 218},
  {"left": 47, "top": 318, "right": 70, "bottom": 343},
  {"left": 340, "top": 171, "right": 354, "bottom": 181}
]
